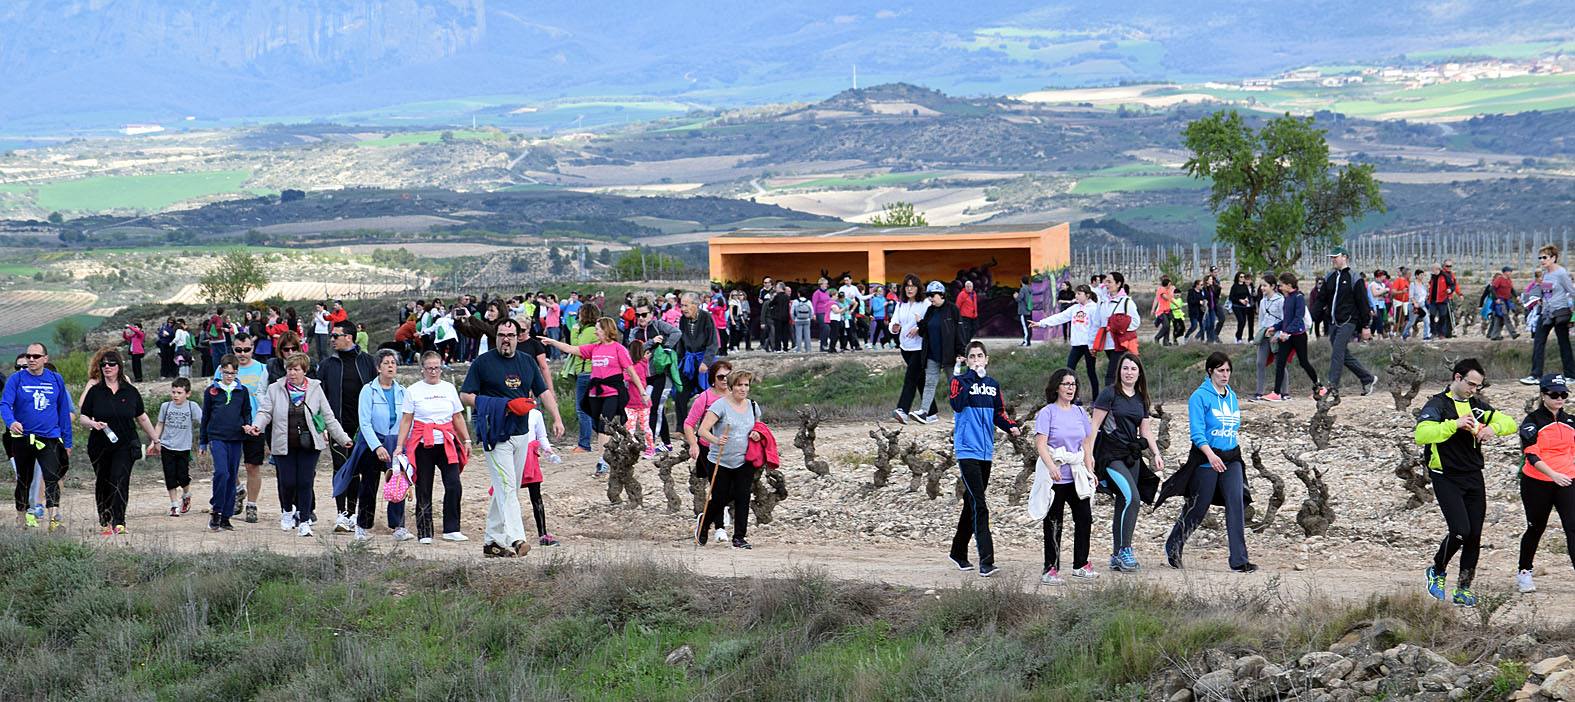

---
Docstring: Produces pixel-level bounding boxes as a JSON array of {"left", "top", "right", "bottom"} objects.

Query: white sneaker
[
  {"left": 392, "top": 527, "right": 415, "bottom": 542},
  {"left": 334, "top": 513, "right": 354, "bottom": 533},
  {"left": 418, "top": 537, "right": 432, "bottom": 545},
  {"left": 297, "top": 520, "right": 314, "bottom": 537},
  {"left": 1041, "top": 568, "right": 1065, "bottom": 586},
  {"left": 911, "top": 412, "right": 935, "bottom": 425},
  {"left": 442, "top": 531, "right": 469, "bottom": 542},
  {"left": 280, "top": 510, "right": 297, "bottom": 532},
  {"left": 1518, "top": 569, "right": 1537, "bottom": 593},
  {"left": 353, "top": 526, "right": 371, "bottom": 542},
  {"left": 715, "top": 528, "right": 728, "bottom": 543},
  {"left": 891, "top": 408, "right": 909, "bottom": 425},
  {"left": 1522, "top": 376, "right": 1541, "bottom": 386},
  {"left": 1068, "top": 565, "right": 1100, "bottom": 580}
]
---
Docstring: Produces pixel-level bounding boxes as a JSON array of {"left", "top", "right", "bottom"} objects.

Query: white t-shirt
[
  {"left": 402, "top": 380, "right": 463, "bottom": 443},
  {"left": 312, "top": 310, "right": 329, "bottom": 334},
  {"left": 889, "top": 300, "right": 927, "bottom": 352}
]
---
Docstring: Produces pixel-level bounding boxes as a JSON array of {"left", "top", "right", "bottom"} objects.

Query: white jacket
[
  {"left": 1093, "top": 295, "right": 1141, "bottom": 351},
  {"left": 1036, "top": 300, "right": 1100, "bottom": 347}
]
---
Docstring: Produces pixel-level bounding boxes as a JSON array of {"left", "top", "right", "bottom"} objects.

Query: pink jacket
[
  {"left": 685, "top": 387, "right": 726, "bottom": 444},
  {"left": 123, "top": 327, "right": 145, "bottom": 354}
]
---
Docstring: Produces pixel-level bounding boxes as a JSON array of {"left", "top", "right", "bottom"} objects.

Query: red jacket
[
  {"left": 956, "top": 290, "right": 978, "bottom": 320},
  {"left": 328, "top": 308, "right": 348, "bottom": 325},
  {"left": 744, "top": 421, "right": 780, "bottom": 471}
]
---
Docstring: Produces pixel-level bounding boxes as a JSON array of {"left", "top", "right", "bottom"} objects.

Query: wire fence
[{"left": 1069, "top": 228, "right": 1575, "bottom": 285}]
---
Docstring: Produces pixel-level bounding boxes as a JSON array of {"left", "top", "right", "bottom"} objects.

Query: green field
[
  {"left": 0, "top": 170, "right": 258, "bottom": 213},
  {"left": 0, "top": 312, "right": 107, "bottom": 350},
  {"left": 771, "top": 171, "right": 952, "bottom": 191},
  {"left": 0, "top": 263, "right": 41, "bottom": 278},
  {"left": 1070, "top": 174, "right": 1206, "bottom": 194},
  {"left": 1182, "top": 73, "right": 1575, "bottom": 121},
  {"left": 355, "top": 130, "right": 505, "bottom": 148},
  {"left": 1109, "top": 204, "right": 1213, "bottom": 225}
]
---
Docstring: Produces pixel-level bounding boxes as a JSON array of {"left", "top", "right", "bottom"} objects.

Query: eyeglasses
[
  {"left": 233, "top": 347, "right": 253, "bottom": 353},
  {"left": 496, "top": 332, "right": 519, "bottom": 338},
  {"left": 1548, "top": 392, "right": 1569, "bottom": 400},
  {"left": 220, "top": 370, "right": 237, "bottom": 376},
  {"left": 1059, "top": 381, "right": 1078, "bottom": 387},
  {"left": 423, "top": 365, "right": 442, "bottom": 372}
]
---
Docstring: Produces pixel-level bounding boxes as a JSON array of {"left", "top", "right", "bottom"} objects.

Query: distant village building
[{"left": 707, "top": 223, "right": 1069, "bottom": 285}]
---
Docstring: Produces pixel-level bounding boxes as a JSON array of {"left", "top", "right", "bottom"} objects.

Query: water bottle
[
  {"left": 548, "top": 453, "right": 562, "bottom": 465},
  {"left": 104, "top": 425, "right": 119, "bottom": 444}
]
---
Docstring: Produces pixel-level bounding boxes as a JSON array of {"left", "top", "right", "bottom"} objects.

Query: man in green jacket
[{"left": 1414, "top": 357, "right": 1517, "bottom": 607}]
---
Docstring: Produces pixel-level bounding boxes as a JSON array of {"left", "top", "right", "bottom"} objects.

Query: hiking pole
[{"left": 694, "top": 426, "right": 727, "bottom": 546}]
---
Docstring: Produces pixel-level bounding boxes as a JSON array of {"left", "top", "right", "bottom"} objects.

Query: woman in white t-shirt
[
  {"left": 395, "top": 351, "right": 470, "bottom": 544},
  {"left": 888, "top": 274, "right": 931, "bottom": 422}
]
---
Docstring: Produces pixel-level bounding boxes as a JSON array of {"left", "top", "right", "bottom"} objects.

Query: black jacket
[
  {"left": 317, "top": 347, "right": 374, "bottom": 423},
  {"left": 768, "top": 294, "right": 791, "bottom": 322},
  {"left": 1319, "top": 267, "right": 1371, "bottom": 328},
  {"left": 919, "top": 302, "right": 961, "bottom": 363}
]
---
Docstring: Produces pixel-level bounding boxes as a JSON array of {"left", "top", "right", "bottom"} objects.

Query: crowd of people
[{"left": 5, "top": 243, "right": 1575, "bottom": 594}]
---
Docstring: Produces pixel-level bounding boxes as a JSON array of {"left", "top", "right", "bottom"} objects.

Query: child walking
[
  {"left": 523, "top": 407, "right": 561, "bottom": 546},
  {"left": 152, "top": 378, "right": 202, "bottom": 517},
  {"left": 200, "top": 355, "right": 252, "bottom": 532},
  {"left": 625, "top": 341, "right": 656, "bottom": 457}
]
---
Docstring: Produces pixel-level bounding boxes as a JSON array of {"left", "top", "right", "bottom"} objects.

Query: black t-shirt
[
  {"left": 519, "top": 335, "right": 547, "bottom": 362},
  {"left": 337, "top": 352, "right": 363, "bottom": 431},
  {"left": 81, "top": 381, "right": 146, "bottom": 454},
  {"left": 1093, "top": 386, "right": 1148, "bottom": 450},
  {"left": 461, "top": 349, "right": 547, "bottom": 436}
]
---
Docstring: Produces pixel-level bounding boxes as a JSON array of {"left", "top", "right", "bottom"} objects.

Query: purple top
[{"left": 1034, "top": 403, "right": 1091, "bottom": 483}]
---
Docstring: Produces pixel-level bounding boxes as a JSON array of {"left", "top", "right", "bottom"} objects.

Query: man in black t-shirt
[{"left": 460, "top": 318, "right": 563, "bottom": 557}]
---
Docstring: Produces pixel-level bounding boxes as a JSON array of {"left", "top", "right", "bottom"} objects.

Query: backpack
[
  {"left": 648, "top": 345, "right": 682, "bottom": 392},
  {"left": 792, "top": 300, "right": 813, "bottom": 322}
]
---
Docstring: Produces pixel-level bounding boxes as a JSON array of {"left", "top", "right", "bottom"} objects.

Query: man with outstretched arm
[
  {"left": 460, "top": 318, "right": 564, "bottom": 558},
  {"left": 1414, "top": 357, "right": 1517, "bottom": 608}
]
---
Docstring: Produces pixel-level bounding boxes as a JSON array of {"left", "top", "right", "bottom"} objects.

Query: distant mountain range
[{"left": 2, "top": 0, "right": 1571, "bottom": 133}]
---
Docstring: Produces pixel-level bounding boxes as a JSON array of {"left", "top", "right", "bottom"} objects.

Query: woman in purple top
[{"left": 1033, "top": 368, "right": 1096, "bottom": 585}]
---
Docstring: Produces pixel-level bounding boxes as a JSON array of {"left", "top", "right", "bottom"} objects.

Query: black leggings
[
  {"left": 1234, "top": 308, "right": 1251, "bottom": 342},
  {"left": 1273, "top": 333, "right": 1318, "bottom": 395},
  {"left": 1519, "top": 472, "right": 1575, "bottom": 571},
  {"left": 11, "top": 436, "right": 64, "bottom": 510},
  {"left": 896, "top": 349, "right": 930, "bottom": 414},
  {"left": 1044, "top": 482, "right": 1091, "bottom": 572},
  {"left": 701, "top": 465, "right": 757, "bottom": 541},
  {"left": 526, "top": 482, "right": 547, "bottom": 537},
  {"left": 1433, "top": 471, "right": 1485, "bottom": 588},
  {"left": 91, "top": 446, "right": 135, "bottom": 527},
  {"left": 413, "top": 445, "right": 462, "bottom": 539},
  {"left": 1066, "top": 345, "right": 1099, "bottom": 403}
]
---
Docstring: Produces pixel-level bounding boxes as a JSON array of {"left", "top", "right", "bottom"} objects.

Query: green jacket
[{"left": 564, "top": 324, "right": 599, "bottom": 376}]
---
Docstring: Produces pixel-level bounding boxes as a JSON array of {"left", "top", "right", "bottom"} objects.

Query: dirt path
[{"left": 36, "top": 383, "right": 1575, "bottom": 626}]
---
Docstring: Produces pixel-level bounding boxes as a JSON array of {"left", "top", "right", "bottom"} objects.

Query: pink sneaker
[{"left": 1262, "top": 392, "right": 1284, "bottom": 402}]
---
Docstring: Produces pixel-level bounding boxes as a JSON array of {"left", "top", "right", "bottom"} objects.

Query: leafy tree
[
  {"left": 612, "top": 247, "right": 683, "bottom": 280},
  {"left": 597, "top": 247, "right": 612, "bottom": 265},
  {"left": 1183, "top": 110, "right": 1384, "bottom": 272},
  {"left": 198, "top": 250, "right": 270, "bottom": 303},
  {"left": 868, "top": 201, "right": 928, "bottom": 227},
  {"left": 53, "top": 318, "right": 85, "bottom": 352},
  {"left": 47, "top": 211, "right": 63, "bottom": 224}
]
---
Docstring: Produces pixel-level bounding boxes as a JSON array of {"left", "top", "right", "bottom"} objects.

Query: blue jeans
[
  {"left": 210, "top": 340, "right": 231, "bottom": 369},
  {"left": 275, "top": 449, "right": 321, "bottom": 523},
  {"left": 209, "top": 440, "right": 243, "bottom": 519},
  {"left": 575, "top": 373, "right": 593, "bottom": 450}
]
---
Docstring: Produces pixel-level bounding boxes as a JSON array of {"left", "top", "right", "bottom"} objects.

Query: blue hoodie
[
  {"left": 1187, "top": 379, "right": 1240, "bottom": 452},
  {"left": 948, "top": 368, "right": 1017, "bottom": 462},
  {"left": 0, "top": 368, "right": 73, "bottom": 448}
]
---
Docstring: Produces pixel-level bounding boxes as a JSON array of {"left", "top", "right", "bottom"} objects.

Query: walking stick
[{"left": 694, "top": 426, "right": 727, "bottom": 545}]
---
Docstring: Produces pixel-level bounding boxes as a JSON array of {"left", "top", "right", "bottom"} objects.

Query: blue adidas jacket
[{"left": 948, "top": 368, "right": 1017, "bottom": 462}]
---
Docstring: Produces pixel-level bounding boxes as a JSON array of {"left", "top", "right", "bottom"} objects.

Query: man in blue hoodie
[
  {"left": 946, "top": 341, "right": 1019, "bottom": 578},
  {"left": 0, "top": 343, "right": 73, "bottom": 529}
]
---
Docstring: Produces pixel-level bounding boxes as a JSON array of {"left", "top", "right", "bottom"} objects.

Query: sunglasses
[
  {"left": 328, "top": 333, "right": 346, "bottom": 339},
  {"left": 22, "top": 353, "right": 44, "bottom": 360},
  {"left": 233, "top": 347, "right": 253, "bottom": 353},
  {"left": 636, "top": 312, "right": 651, "bottom": 319},
  {"left": 1548, "top": 392, "right": 1569, "bottom": 400},
  {"left": 1540, "top": 255, "right": 1551, "bottom": 260},
  {"left": 100, "top": 361, "right": 120, "bottom": 368}
]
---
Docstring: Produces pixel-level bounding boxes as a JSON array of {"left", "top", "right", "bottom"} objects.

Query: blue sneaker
[
  {"left": 1110, "top": 547, "right": 1140, "bottom": 572},
  {"left": 1425, "top": 567, "right": 1447, "bottom": 601},
  {"left": 1451, "top": 587, "right": 1477, "bottom": 608}
]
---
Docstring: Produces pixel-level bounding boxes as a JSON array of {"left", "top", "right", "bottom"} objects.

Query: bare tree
[{"left": 794, "top": 405, "right": 832, "bottom": 477}]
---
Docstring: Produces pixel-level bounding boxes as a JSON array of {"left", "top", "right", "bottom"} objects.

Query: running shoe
[
  {"left": 1250, "top": 394, "right": 1264, "bottom": 403},
  {"left": 353, "top": 527, "right": 371, "bottom": 542},
  {"left": 169, "top": 507, "right": 179, "bottom": 518},
  {"left": 891, "top": 409, "right": 910, "bottom": 425},
  {"left": 715, "top": 528, "right": 728, "bottom": 543},
  {"left": 47, "top": 519, "right": 61, "bottom": 533},
  {"left": 1110, "top": 547, "right": 1140, "bottom": 572},
  {"left": 392, "top": 528, "right": 415, "bottom": 542},
  {"left": 114, "top": 525, "right": 127, "bottom": 535},
  {"left": 1518, "top": 569, "right": 1537, "bottom": 593},
  {"left": 732, "top": 539, "right": 752, "bottom": 550},
  {"left": 1262, "top": 393, "right": 1284, "bottom": 402},
  {"left": 180, "top": 492, "right": 192, "bottom": 514},
  {"left": 482, "top": 542, "right": 513, "bottom": 558},
  {"left": 418, "top": 537, "right": 432, "bottom": 545},
  {"left": 539, "top": 533, "right": 560, "bottom": 547},
  {"left": 1166, "top": 549, "right": 1183, "bottom": 569},
  {"left": 594, "top": 461, "right": 609, "bottom": 477},
  {"left": 23, "top": 513, "right": 37, "bottom": 529},
  {"left": 1231, "top": 563, "right": 1259, "bottom": 574},
  {"left": 442, "top": 531, "right": 469, "bottom": 542},
  {"left": 208, "top": 514, "right": 221, "bottom": 532},
  {"left": 1425, "top": 567, "right": 1447, "bottom": 601},
  {"left": 978, "top": 563, "right": 999, "bottom": 578},
  {"left": 1451, "top": 587, "right": 1477, "bottom": 608},
  {"left": 1361, "top": 378, "right": 1377, "bottom": 396},
  {"left": 1041, "top": 568, "right": 1065, "bottom": 586},
  {"left": 99, "top": 525, "right": 113, "bottom": 537},
  {"left": 280, "top": 510, "right": 297, "bottom": 532},
  {"left": 1521, "top": 376, "right": 1540, "bottom": 386},
  {"left": 243, "top": 504, "right": 258, "bottom": 523},
  {"left": 512, "top": 540, "right": 531, "bottom": 557},
  {"left": 1068, "top": 565, "right": 1099, "bottom": 580},
  {"left": 234, "top": 487, "right": 246, "bottom": 515},
  {"left": 948, "top": 555, "right": 973, "bottom": 571},
  {"left": 334, "top": 513, "right": 354, "bottom": 533},
  {"left": 298, "top": 520, "right": 314, "bottom": 537},
  {"left": 219, "top": 518, "right": 234, "bottom": 531}
]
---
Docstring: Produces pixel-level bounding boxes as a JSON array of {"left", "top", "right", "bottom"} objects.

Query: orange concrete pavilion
[{"left": 708, "top": 223, "right": 1070, "bottom": 285}]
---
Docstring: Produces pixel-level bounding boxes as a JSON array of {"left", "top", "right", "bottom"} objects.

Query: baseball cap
[
  {"left": 1542, "top": 374, "right": 1569, "bottom": 394},
  {"left": 1327, "top": 246, "right": 1349, "bottom": 257},
  {"left": 926, "top": 281, "right": 946, "bottom": 295}
]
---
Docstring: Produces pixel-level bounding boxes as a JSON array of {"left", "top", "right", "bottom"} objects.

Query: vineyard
[
  {"left": 0, "top": 290, "right": 98, "bottom": 338},
  {"left": 161, "top": 281, "right": 414, "bottom": 305}
]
